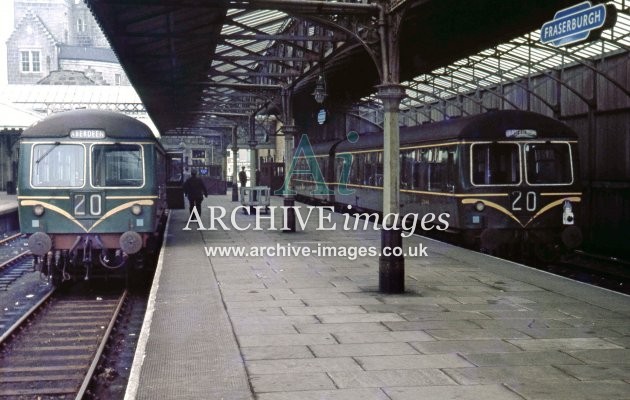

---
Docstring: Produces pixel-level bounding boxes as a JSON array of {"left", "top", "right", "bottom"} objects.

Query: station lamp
[{"left": 312, "top": 74, "right": 327, "bottom": 104}]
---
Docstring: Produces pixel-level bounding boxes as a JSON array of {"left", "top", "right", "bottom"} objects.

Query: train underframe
[
  {"left": 32, "top": 232, "right": 162, "bottom": 286},
  {"left": 462, "top": 225, "right": 583, "bottom": 262}
]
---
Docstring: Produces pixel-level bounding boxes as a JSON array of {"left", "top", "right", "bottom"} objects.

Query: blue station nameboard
[{"left": 541, "top": 1, "right": 608, "bottom": 47}]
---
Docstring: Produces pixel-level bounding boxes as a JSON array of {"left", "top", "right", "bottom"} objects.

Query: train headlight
[
  {"left": 474, "top": 201, "right": 485, "bottom": 212},
  {"left": 33, "top": 204, "right": 45, "bottom": 216},
  {"left": 131, "top": 204, "right": 143, "bottom": 215},
  {"left": 562, "top": 200, "right": 574, "bottom": 225}
]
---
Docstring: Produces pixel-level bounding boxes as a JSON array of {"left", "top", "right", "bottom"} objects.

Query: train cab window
[
  {"left": 92, "top": 144, "right": 143, "bottom": 187},
  {"left": 471, "top": 143, "right": 520, "bottom": 185},
  {"left": 31, "top": 144, "right": 85, "bottom": 187},
  {"left": 525, "top": 143, "right": 573, "bottom": 185}
]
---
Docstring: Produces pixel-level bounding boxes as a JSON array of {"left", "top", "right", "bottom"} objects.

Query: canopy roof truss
[
  {"left": 371, "top": 0, "right": 630, "bottom": 123},
  {"left": 88, "top": 0, "right": 628, "bottom": 139}
]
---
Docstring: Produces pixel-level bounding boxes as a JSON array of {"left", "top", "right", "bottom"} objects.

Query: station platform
[
  {"left": 0, "top": 192, "right": 17, "bottom": 216},
  {"left": 0, "top": 192, "right": 18, "bottom": 235},
  {"left": 127, "top": 195, "right": 630, "bottom": 400}
]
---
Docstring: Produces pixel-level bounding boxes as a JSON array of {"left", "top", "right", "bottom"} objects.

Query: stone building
[{"left": 6, "top": 0, "right": 128, "bottom": 85}]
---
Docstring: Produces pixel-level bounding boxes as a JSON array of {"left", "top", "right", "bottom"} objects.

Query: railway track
[
  {"left": 550, "top": 250, "right": 630, "bottom": 294},
  {"left": 0, "top": 233, "right": 23, "bottom": 247},
  {"left": 0, "top": 251, "right": 33, "bottom": 290},
  {"left": 0, "top": 289, "right": 127, "bottom": 398}
]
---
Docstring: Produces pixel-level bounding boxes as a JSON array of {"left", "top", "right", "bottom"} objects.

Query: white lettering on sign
[{"left": 69, "top": 129, "right": 106, "bottom": 139}]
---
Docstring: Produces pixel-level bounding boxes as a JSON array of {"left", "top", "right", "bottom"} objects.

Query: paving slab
[
  {"left": 328, "top": 369, "right": 456, "bottom": 388},
  {"left": 383, "top": 320, "right": 482, "bottom": 331},
  {"left": 426, "top": 328, "right": 531, "bottom": 340},
  {"left": 238, "top": 333, "right": 336, "bottom": 347},
  {"left": 565, "top": 349, "right": 630, "bottom": 364},
  {"left": 246, "top": 357, "right": 362, "bottom": 375},
  {"left": 410, "top": 339, "right": 523, "bottom": 354},
  {"left": 294, "top": 322, "right": 390, "bottom": 334},
  {"left": 309, "top": 342, "right": 418, "bottom": 357},
  {"left": 332, "top": 331, "right": 434, "bottom": 343},
  {"left": 442, "top": 365, "right": 577, "bottom": 385},
  {"left": 257, "top": 388, "right": 390, "bottom": 400},
  {"left": 506, "top": 338, "right": 624, "bottom": 351},
  {"left": 383, "top": 385, "right": 523, "bottom": 400},
  {"left": 355, "top": 354, "right": 474, "bottom": 370},
  {"left": 461, "top": 350, "right": 585, "bottom": 366},
  {"left": 249, "top": 372, "right": 335, "bottom": 392},
  {"left": 506, "top": 381, "right": 630, "bottom": 400},
  {"left": 554, "top": 364, "right": 630, "bottom": 381},
  {"left": 240, "top": 346, "right": 314, "bottom": 361}
]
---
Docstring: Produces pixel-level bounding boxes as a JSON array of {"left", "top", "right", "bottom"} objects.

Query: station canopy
[{"left": 86, "top": 0, "right": 630, "bottom": 136}]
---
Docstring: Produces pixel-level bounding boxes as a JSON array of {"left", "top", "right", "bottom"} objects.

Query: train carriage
[
  {"left": 18, "top": 110, "right": 167, "bottom": 285},
  {"left": 294, "top": 110, "right": 582, "bottom": 260}
]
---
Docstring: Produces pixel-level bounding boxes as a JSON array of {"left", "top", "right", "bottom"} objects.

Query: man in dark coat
[
  {"left": 238, "top": 166, "right": 248, "bottom": 188},
  {"left": 183, "top": 170, "right": 208, "bottom": 215}
]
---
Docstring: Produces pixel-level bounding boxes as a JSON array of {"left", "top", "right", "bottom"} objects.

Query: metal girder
[
  {"left": 222, "top": 33, "right": 345, "bottom": 42},
  {"left": 197, "top": 82, "right": 283, "bottom": 91},
  {"left": 403, "top": 85, "right": 473, "bottom": 116},
  {"left": 209, "top": 69, "right": 301, "bottom": 77},
  {"left": 222, "top": 0, "right": 379, "bottom": 15},
  {"left": 214, "top": 54, "right": 317, "bottom": 62}
]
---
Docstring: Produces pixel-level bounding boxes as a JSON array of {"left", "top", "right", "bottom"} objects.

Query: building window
[
  {"left": 77, "top": 18, "right": 86, "bottom": 33},
  {"left": 115, "top": 73, "right": 121, "bottom": 85},
  {"left": 20, "top": 50, "right": 41, "bottom": 73}
]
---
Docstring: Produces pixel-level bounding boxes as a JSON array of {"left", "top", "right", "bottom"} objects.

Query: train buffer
[{"left": 240, "top": 186, "right": 271, "bottom": 214}]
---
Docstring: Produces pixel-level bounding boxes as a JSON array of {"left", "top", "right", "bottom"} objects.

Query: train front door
[{"left": 166, "top": 152, "right": 185, "bottom": 209}]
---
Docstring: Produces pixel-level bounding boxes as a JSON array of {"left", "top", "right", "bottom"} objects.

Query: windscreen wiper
[{"left": 35, "top": 142, "right": 61, "bottom": 164}]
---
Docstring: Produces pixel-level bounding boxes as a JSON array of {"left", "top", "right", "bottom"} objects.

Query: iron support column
[
  {"left": 282, "top": 125, "right": 298, "bottom": 232},
  {"left": 248, "top": 115, "right": 258, "bottom": 187},
  {"left": 231, "top": 126, "right": 239, "bottom": 202},
  {"left": 377, "top": 83, "right": 406, "bottom": 293}
]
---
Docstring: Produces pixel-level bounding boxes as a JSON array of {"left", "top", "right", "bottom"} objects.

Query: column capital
[
  {"left": 248, "top": 140, "right": 258, "bottom": 149},
  {"left": 376, "top": 83, "right": 406, "bottom": 112}
]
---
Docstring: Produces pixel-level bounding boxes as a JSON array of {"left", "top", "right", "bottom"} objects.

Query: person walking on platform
[
  {"left": 183, "top": 169, "right": 208, "bottom": 215},
  {"left": 238, "top": 166, "right": 248, "bottom": 188}
]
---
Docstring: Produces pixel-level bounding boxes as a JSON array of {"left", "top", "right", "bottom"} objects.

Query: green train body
[{"left": 18, "top": 110, "right": 167, "bottom": 284}]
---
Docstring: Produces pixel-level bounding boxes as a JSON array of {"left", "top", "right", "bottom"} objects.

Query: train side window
[
  {"left": 92, "top": 144, "right": 143, "bottom": 187},
  {"left": 428, "top": 147, "right": 450, "bottom": 192},
  {"left": 413, "top": 148, "right": 429, "bottom": 191},
  {"left": 525, "top": 143, "right": 572, "bottom": 184},
  {"left": 400, "top": 151, "right": 413, "bottom": 189},
  {"left": 167, "top": 153, "right": 183, "bottom": 184},
  {"left": 471, "top": 143, "right": 520, "bottom": 185},
  {"left": 350, "top": 153, "right": 360, "bottom": 184}
]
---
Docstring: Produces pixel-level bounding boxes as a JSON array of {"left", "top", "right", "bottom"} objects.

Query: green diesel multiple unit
[
  {"left": 18, "top": 110, "right": 168, "bottom": 284},
  {"left": 294, "top": 110, "right": 583, "bottom": 261}
]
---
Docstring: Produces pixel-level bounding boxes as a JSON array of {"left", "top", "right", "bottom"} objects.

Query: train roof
[
  {"left": 21, "top": 110, "right": 157, "bottom": 140},
  {"left": 335, "top": 110, "right": 577, "bottom": 153}
]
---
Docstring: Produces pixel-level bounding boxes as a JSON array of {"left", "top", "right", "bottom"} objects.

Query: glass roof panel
[{"left": 393, "top": 0, "right": 629, "bottom": 111}]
